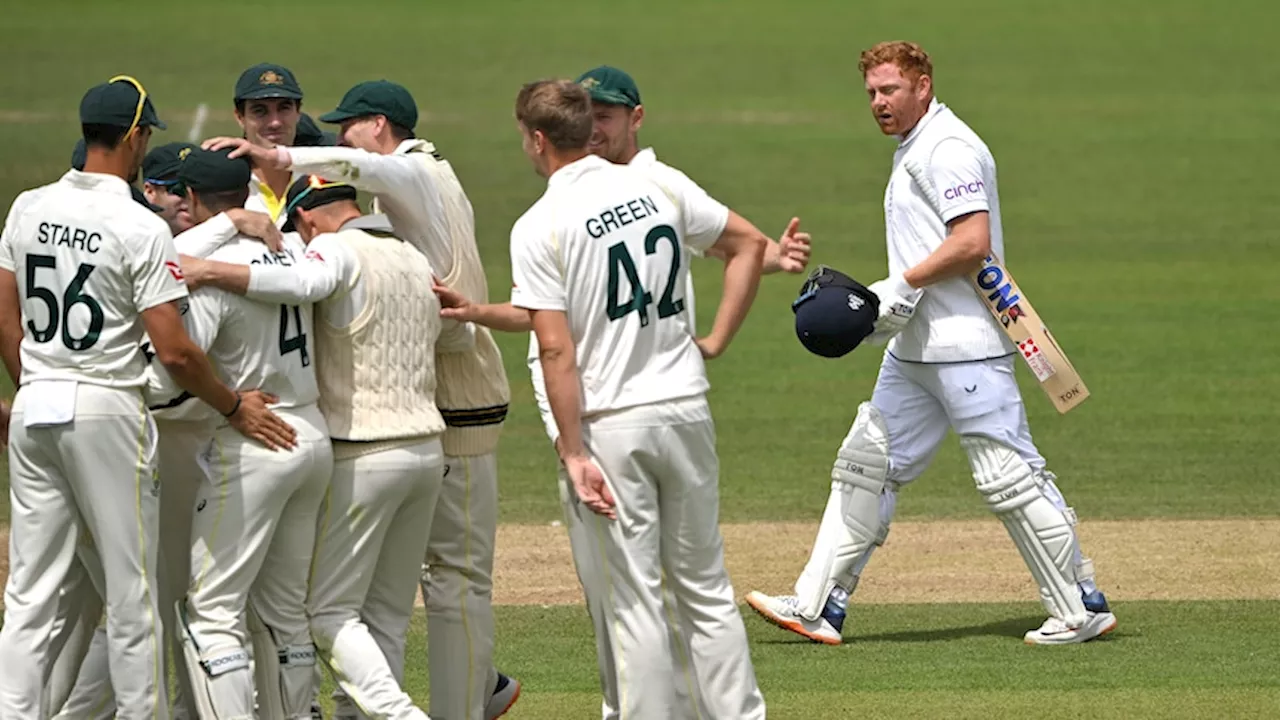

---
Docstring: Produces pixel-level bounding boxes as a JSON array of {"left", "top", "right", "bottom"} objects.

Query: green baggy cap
[
  {"left": 177, "top": 147, "right": 252, "bottom": 193},
  {"left": 318, "top": 80, "right": 417, "bottom": 131},
  {"left": 80, "top": 76, "right": 167, "bottom": 130},
  {"left": 235, "top": 63, "right": 303, "bottom": 102},
  {"left": 576, "top": 66, "right": 641, "bottom": 108}
]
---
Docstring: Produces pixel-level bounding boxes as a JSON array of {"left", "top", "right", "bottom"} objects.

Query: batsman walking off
[
  {"left": 510, "top": 79, "right": 767, "bottom": 719},
  {"left": 746, "top": 41, "right": 1117, "bottom": 646}
]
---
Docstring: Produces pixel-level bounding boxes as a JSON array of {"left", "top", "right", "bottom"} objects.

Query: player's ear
[
  {"left": 631, "top": 105, "right": 644, "bottom": 132},
  {"left": 916, "top": 73, "right": 933, "bottom": 99}
]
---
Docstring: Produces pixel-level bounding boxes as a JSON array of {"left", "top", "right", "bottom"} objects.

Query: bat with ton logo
[{"left": 902, "top": 159, "right": 1089, "bottom": 414}]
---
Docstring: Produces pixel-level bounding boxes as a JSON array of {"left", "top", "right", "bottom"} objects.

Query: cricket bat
[
  {"left": 968, "top": 255, "right": 1088, "bottom": 413},
  {"left": 901, "top": 158, "right": 1088, "bottom": 414}
]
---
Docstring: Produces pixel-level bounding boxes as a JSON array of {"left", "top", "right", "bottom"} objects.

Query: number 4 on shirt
[{"left": 606, "top": 224, "right": 684, "bottom": 326}]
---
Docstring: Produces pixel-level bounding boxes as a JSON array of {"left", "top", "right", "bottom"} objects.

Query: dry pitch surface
[{"left": 5, "top": 519, "right": 1274, "bottom": 610}]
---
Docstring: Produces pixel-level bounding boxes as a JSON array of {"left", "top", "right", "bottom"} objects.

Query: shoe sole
[
  {"left": 745, "top": 594, "right": 842, "bottom": 646},
  {"left": 1023, "top": 613, "right": 1118, "bottom": 646},
  {"left": 486, "top": 679, "right": 521, "bottom": 719}
]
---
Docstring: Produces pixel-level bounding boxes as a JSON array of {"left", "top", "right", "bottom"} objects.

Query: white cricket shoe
[
  {"left": 1024, "top": 589, "right": 1118, "bottom": 645},
  {"left": 485, "top": 673, "right": 521, "bottom": 719},
  {"left": 745, "top": 591, "right": 844, "bottom": 645}
]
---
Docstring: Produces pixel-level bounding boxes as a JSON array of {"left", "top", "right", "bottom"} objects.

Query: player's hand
[
  {"left": 695, "top": 335, "right": 727, "bottom": 360},
  {"left": 227, "top": 390, "right": 298, "bottom": 451},
  {"left": 866, "top": 274, "right": 922, "bottom": 343},
  {"left": 177, "top": 255, "right": 211, "bottom": 291},
  {"left": 202, "top": 137, "right": 288, "bottom": 169},
  {"left": 776, "top": 217, "right": 812, "bottom": 274},
  {"left": 564, "top": 454, "right": 616, "bottom": 519},
  {"left": 433, "top": 276, "right": 474, "bottom": 321},
  {"left": 225, "top": 208, "right": 284, "bottom": 252}
]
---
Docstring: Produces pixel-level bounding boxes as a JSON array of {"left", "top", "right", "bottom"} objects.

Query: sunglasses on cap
[{"left": 107, "top": 74, "right": 149, "bottom": 139}]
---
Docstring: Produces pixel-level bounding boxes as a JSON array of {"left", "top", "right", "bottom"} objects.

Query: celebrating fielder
[
  {"left": 510, "top": 78, "right": 768, "bottom": 719},
  {"left": 745, "top": 41, "right": 1117, "bottom": 646}
]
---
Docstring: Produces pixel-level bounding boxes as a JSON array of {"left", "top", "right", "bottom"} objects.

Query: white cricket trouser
[
  {"left": 557, "top": 469, "right": 703, "bottom": 720},
  {"left": 572, "top": 395, "right": 765, "bottom": 720},
  {"left": 183, "top": 405, "right": 332, "bottom": 718},
  {"left": 841, "top": 352, "right": 1064, "bottom": 588},
  {"left": 311, "top": 437, "right": 445, "bottom": 720},
  {"left": 0, "top": 384, "right": 167, "bottom": 720},
  {"left": 421, "top": 452, "right": 499, "bottom": 720},
  {"left": 874, "top": 352, "right": 1043, "bottom": 483},
  {"left": 51, "top": 419, "right": 212, "bottom": 720}
]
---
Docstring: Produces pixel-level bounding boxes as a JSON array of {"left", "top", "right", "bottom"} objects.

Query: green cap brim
[
  {"left": 238, "top": 88, "right": 303, "bottom": 101},
  {"left": 587, "top": 89, "right": 636, "bottom": 107},
  {"left": 317, "top": 108, "right": 362, "bottom": 124}
]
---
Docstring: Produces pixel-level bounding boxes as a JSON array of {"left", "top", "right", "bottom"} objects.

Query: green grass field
[{"left": 3, "top": 0, "right": 1279, "bottom": 717}]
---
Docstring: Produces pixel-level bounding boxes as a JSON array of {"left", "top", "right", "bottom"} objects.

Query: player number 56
[{"left": 24, "top": 253, "right": 105, "bottom": 351}]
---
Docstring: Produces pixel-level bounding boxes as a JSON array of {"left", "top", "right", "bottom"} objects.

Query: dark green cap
[
  {"left": 295, "top": 113, "right": 339, "bottom": 147},
  {"left": 177, "top": 147, "right": 252, "bottom": 193},
  {"left": 576, "top": 66, "right": 641, "bottom": 108},
  {"left": 70, "top": 139, "right": 162, "bottom": 211},
  {"left": 234, "top": 63, "right": 303, "bottom": 102},
  {"left": 282, "top": 175, "right": 359, "bottom": 231},
  {"left": 318, "top": 80, "right": 417, "bottom": 130},
  {"left": 143, "top": 142, "right": 197, "bottom": 182},
  {"left": 79, "top": 77, "right": 167, "bottom": 130}
]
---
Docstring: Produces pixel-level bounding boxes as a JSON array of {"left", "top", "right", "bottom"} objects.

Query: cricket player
[
  {"left": 510, "top": 78, "right": 768, "bottom": 719},
  {"left": 181, "top": 174, "right": 477, "bottom": 719},
  {"left": 233, "top": 63, "right": 305, "bottom": 226},
  {"left": 205, "top": 79, "right": 520, "bottom": 719},
  {"left": 165, "top": 147, "right": 333, "bottom": 719},
  {"left": 0, "top": 76, "right": 292, "bottom": 719},
  {"left": 47, "top": 179, "right": 293, "bottom": 720},
  {"left": 745, "top": 41, "right": 1117, "bottom": 646},
  {"left": 436, "top": 64, "right": 811, "bottom": 720}
]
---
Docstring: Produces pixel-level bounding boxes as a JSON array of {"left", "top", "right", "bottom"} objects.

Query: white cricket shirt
[
  {"left": 527, "top": 148, "right": 729, "bottom": 440},
  {"left": 511, "top": 155, "right": 728, "bottom": 420},
  {"left": 0, "top": 170, "right": 188, "bottom": 388},
  {"left": 287, "top": 139, "right": 455, "bottom": 278},
  {"left": 885, "top": 98, "right": 1015, "bottom": 363},
  {"left": 244, "top": 171, "right": 301, "bottom": 229},
  {"left": 187, "top": 233, "right": 319, "bottom": 409}
]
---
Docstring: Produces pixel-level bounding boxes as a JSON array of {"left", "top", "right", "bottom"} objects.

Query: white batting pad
[
  {"left": 962, "top": 436, "right": 1087, "bottom": 627},
  {"left": 793, "top": 403, "right": 890, "bottom": 620}
]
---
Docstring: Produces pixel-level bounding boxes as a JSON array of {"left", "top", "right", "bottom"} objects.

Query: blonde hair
[
  {"left": 858, "top": 41, "right": 934, "bottom": 81},
  {"left": 514, "top": 79, "right": 592, "bottom": 151}
]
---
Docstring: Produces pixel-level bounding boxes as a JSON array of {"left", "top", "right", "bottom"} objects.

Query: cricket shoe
[
  {"left": 1024, "top": 589, "right": 1117, "bottom": 645},
  {"left": 744, "top": 591, "right": 844, "bottom": 645},
  {"left": 485, "top": 672, "right": 522, "bottom": 719}
]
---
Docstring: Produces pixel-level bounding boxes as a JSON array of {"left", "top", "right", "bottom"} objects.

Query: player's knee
[
  {"left": 960, "top": 435, "right": 1041, "bottom": 513},
  {"left": 831, "top": 402, "right": 890, "bottom": 496}
]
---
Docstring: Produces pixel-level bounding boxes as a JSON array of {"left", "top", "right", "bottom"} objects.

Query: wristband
[{"left": 222, "top": 392, "right": 242, "bottom": 418}]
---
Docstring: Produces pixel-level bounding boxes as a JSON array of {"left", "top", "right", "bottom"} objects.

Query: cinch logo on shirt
[{"left": 943, "top": 180, "right": 984, "bottom": 200}]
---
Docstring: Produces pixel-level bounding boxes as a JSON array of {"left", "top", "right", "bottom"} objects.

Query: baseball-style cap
[
  {"left": 295, "top": 113, "right": 339, "bottom": 147},
  {"left": 282, "top": 175, "right": 359, "bottom": 232},
  {"left": 792, "top": 266, "right": 880, "bottom": 358},
  {"left": 177, "top": 147, "right": 252, "bottom": 193},
  {"left": 143, "top": 142, "right": 197, "bottom": 182},
  {"left": 576, "top": 66, "right": 641, "bottom": 108},
  {"left": 70, "top": 138, "right": 162, "bottom": 211},
  {"left": 79, "top": 76, "right": 167, "bottom": 130},
  {"left": 234, "top": 63, "right": 303, "bottom": 102},
  {"left": 318, "top": 80, "right": 417, "bottom": 130}
]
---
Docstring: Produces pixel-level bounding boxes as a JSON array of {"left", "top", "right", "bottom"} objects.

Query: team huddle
[{"left": 0, "top": 40, "right": 1114, "bottom": 720}]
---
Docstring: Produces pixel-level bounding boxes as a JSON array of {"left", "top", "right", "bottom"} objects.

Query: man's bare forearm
[
  {"left": 903, "top": 213, "right": 990, "bottom": 288},
  {"left": 541, "top": 346, "right": 585, "bottom": 459},
  {"left": 705, "top": 238, "right": 766, "bottom": 352},
  {"left": 467, "top": 302, "right": 533, "bottom": 333}
]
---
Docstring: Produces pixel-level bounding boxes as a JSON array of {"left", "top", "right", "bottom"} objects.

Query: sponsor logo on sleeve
[{"left": 943, "top": 180, "right": 985, "bottom": 201}]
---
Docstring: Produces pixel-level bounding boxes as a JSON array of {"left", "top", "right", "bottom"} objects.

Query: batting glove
[{"left": 864, "top": 275, "right": 922, "bottom": 345}]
